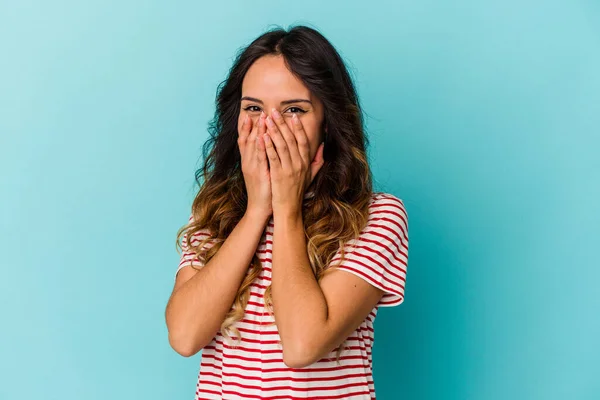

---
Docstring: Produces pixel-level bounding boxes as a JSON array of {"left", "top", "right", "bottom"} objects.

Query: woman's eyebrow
[{"left": 241, "top": 96, "right": 312, "bottom": 105}]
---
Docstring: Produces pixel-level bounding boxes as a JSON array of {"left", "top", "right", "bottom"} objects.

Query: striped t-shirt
[{"left": 175, "top": 192, "right": 409, "bottom": 399}]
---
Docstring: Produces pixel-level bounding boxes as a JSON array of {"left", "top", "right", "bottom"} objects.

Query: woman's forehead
[{"left": 242, "top": 56, "right": 311, "bottom": 100}]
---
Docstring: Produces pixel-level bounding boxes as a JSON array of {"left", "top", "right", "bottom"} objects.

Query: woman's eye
[
  {"left": 244, "top": 106, "right": 261, "bottom": 112},
  {"left": 286, "top": 107, "right": 306, "bottom": 114}
]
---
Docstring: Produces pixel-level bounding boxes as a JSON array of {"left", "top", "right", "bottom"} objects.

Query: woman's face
[{"left": 238, "top": 54, "right": 325, "bottom": 163}]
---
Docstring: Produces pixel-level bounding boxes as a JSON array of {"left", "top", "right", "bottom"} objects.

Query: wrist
[
  {"left": 273, "top": 209, "right": 303, "bottom": 225},
  {"left": 244, "top": 208, "right": 272, "bottom": 225}
]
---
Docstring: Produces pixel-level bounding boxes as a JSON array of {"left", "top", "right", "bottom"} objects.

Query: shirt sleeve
[
  {"left": 328, "top": 194, "right": 408, "bottom": 307},
  {"left": 175, "top": 214, "right": 214, "bottom": 280}
]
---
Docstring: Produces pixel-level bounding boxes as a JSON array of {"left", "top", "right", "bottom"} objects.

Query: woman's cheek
[{"left": 302, "top": 119, "right": 319, "bottom": 140}]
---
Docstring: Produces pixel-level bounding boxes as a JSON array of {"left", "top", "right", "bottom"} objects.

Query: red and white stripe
[{"left": 176, "top": 192, "right": 408, "bottom": 399}]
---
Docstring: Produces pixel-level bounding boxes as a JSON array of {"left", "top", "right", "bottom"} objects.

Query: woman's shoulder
[
  {"left": 332, "top": 191, "right": 409, "bottom": 307},
  {"left": 369, "top": 191, "right": 406, "bottom": 212},
  {"left": 366, "top": 191, "right": 409, "bottom": 238}
]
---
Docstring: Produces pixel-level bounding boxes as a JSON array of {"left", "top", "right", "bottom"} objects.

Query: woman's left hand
[{"left": 260, "top": 108, "right": 325, "bottom": 217}]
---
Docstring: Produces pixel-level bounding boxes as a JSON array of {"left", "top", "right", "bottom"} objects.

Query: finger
[
  {"left": 262, "top": 133, "right": 281, "bottom": 170},
  {"left": 245, "top": 112, "right": 264, "bottom": 160},
  {"left": 270, "top": 108, "right": 301, "bottom": 166},
  {"left": 237, "top": 114, "right": 252, "bottom": 152},
  {"left": 256, "top": 132, "right": 269, "bottom": 168},
  {"left": 253, "top": 111, "right": 266, "bottom": 141},
  {"left": 258, "top": 111, "right": 267, "bottom": 137},
  {"left": 265, "top": 115, "right": 291, "bottom": 170},
  {"left": 292, "top": 114, "right": 311, "bottom": 165}
]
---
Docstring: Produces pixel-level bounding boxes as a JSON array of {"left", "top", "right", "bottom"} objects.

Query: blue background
[{"left": 1, "top": 1, "right": 598, "bottom": 399}]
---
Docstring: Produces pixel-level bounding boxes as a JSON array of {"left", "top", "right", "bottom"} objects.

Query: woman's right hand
[{"left": 238, "top": 111, "right": 272, "bottom": 220}]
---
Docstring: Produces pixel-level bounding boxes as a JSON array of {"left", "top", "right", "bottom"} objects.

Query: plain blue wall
[{"left": 1, "top": 1, "right": 598, "bottom": 399}]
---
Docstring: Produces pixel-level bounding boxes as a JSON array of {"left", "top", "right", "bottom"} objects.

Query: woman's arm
[
  {"left": 271, "top": 212, "right": 384, "bottom": 368},
  {"left": 165, "top": 210, "right": 269, "bottom": 357}
]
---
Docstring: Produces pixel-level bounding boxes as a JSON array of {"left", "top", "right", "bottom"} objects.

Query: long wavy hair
[{"left": 176, "top": 25, "right": 373, "bottom": 362}]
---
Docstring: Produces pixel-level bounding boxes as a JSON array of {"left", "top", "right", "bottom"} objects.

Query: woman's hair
[{"left": 176, "top": 25, "right": 373, "bottom": 362}]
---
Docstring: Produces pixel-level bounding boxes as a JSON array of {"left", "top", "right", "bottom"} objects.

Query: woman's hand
[
  {"left": 261, "top": 108, "right": 325, "bottom": 217},
  {"left": 238, "top": 111, "right": 272, "bottom": 220}
]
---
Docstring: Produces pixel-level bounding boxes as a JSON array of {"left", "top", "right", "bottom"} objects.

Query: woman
[{"left": 165, "top": 25, "right": 409, "bottom": 400}]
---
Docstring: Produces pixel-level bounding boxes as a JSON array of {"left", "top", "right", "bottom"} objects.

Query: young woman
[{"left": 165, "top": 25, "right": 409, "bottom": 400}]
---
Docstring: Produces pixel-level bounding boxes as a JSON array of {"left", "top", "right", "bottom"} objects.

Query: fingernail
[
  {"left": 292, "top": 114, "right": 299, "bottom": 123},
  {"left": 271, "top": 108, "right": 280, "bottom": 118},
  {"left": 243, "top": 115, "right": 248, "bottom": 125},
  {"left": 266, "top": 116, "right": 274, "bottom": 126},
  {"left": 260, "top": 111, "right": 265, "bottom": 119}
]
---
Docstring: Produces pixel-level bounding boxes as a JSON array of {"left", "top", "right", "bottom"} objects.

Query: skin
[{"left": 166, "top": 54, "right": 384, "bottom": 368}]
